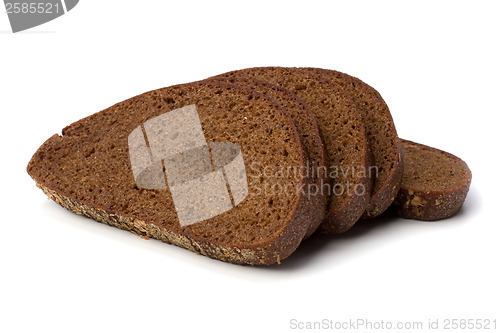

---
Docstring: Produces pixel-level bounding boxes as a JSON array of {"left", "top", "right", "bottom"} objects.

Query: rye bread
[
  {"left": 215, "top": 67, "right": 372, "bottom": 234},
  {"left": 392, "top": 139, "right": 472, "bottom": 220},
  {"left": 27, "top": 80, "right": 314, "bottom": 265},
  {"left": 304, "top": 68, "right": 403, "bottom": 218},
  {"left": 207, "top": 76, "right": 328, "bottom": 237}
]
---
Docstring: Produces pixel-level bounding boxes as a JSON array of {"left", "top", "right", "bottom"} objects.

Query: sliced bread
[
  {"left": 27, "top": 80, "right": 315, "bottom": 265},
  {"left": 207, "top": 76, "right": 328, "bottom": 237},
  {"left": 305, "top": 68, "right": 403, "bottom": 218},
  {"left": 214, "top": 67, "right": 372, "bottom": 234},
  {"left": 392, "top": 139, "right": 472, "bottom": 220}
]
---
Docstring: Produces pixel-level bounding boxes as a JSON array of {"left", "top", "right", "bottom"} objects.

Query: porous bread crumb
[{"left": 27, "top": 81, "right": 314, "bottom": 265}]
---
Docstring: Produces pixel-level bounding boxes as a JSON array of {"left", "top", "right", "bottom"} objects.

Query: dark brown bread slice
[
  {"left": 207, "top": 76, "right": 328, "bottom": 237},
  {"left": 27, "top": 80, "right": 314, "bottom": 265},
  {"left": 392, "top": 139, "right": 472, "bottom": 220},
  {"left": 305, "top": 68, "right": 403, "bottom": 218},
  {"left": 214, "top": 67, "right": 372, "bottom": 234}
]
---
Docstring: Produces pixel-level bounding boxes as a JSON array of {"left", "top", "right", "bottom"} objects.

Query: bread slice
[
  {"left": 207, "top": 76, "right": 328, "bottom": 237},
  {"left": 214, "top": 67, "right": 372, "bottom": 234},
  {"left": 27, "top": 80, "right": 315, "bottom": 265},
  {"left": 304, "top": 68, "right": 403, "bottom": 218},
  {"left": 392, "top": 139, "right": 472, "bottom": 220}
]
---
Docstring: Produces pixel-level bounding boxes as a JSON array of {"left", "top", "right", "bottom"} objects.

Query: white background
[{"left": 1, "top": 1, "right": 499, "bottom": 332}]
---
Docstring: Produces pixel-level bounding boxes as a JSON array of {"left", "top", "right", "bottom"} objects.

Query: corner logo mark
[
  {"left": 128, "top": 105, "right": 249, "bottom": 227},
  {"left": 4, "top": 0, "right": 79, "bottom": 33}
]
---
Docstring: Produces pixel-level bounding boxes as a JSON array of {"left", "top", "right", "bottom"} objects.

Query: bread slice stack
[{"left": 27, "top": 67, "right": 472, "bottom": 265}]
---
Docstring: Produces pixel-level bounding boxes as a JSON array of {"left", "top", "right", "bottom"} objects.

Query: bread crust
[
  {"left": 206, "top": 76, "right": 328, "bottom": 238},
  {"left": 304, "top": 68, "right": 403, "bottom": 218},
  {"left": 392, "top": 139, "right": 472, "bottom": 220},
  {"left": 36, "top": 183, "right": 306, "bottom": 265},
  {"left": 215, "top": 67, "right": 372, "bottom": 234}
]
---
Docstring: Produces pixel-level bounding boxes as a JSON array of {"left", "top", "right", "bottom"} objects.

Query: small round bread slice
[
  {"left": 215, "top": 67, "right": 372, "bottom": 234},
  {"left": 392, "top": 139, "right": 472, "bottom": 220},
  {"left": 207, "top": 76, "right": 328, "bottom": 237},
  {"left": 304, "top": 68, "right": 403, "bottom": 218},
  {"left": 27, "top": 80, "right": 313, "bottom": 265}
]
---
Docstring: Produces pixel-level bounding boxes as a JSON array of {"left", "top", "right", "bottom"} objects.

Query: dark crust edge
[
  {"left": 306, "top": 68, "right": 403, "bottom": 219},
  {"left": 317, "top": 145, "right": 372, "bottom": 234},
  {"left": 289, "top": 67, "right": 372, "bottom": 235},
  {"left": 362, "top": 139, "right": 404, "bottom": 218},
  {"left": 287, "top": 67, "right": 373, "bottom": 235},
  {"left": 355, "top": 78, "right": 404, "bottom": 218},
  {"left": 36, "top": 183, "right": 295, "bottom": 265},
  {"left": 205, "top": 76, "right": 329, "bottom": 238},
  {"left": 393, "top": 185, "right": 470, "bottom": 221},
  {"left": 391, "top": 139, "right": 472, "bottom": 220},
  {"left": 215, "top": 67, "right": 372, "bottom": 235}
]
